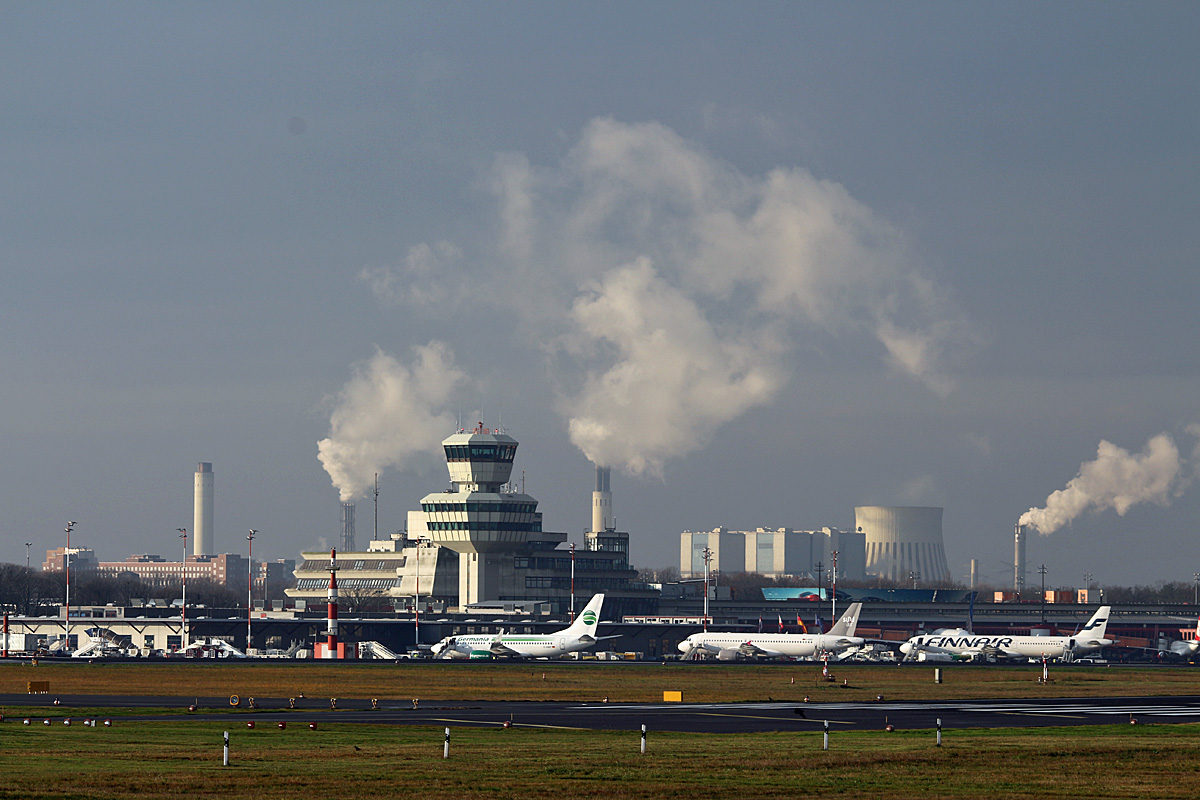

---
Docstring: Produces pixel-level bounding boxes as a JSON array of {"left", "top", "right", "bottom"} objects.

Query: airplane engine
[{"left": 717, "top": 649, "right": 740, "bottom": 661}]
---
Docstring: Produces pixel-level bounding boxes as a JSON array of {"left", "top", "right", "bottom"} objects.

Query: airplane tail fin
[
  {"left": 563, "top": 594, "right": 605, "bottom": 639},
  {"left": 1079, "top": 605, "right": 1111, "bottom": 642},
  {"left": 827, "top": 603, "right": 863, "bottom": 637}
]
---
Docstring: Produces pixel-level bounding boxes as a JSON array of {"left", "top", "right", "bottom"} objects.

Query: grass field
[
  {"left": 3, "top": 718, "right": 1200, "bottom": 799},
  {"left": 3, "top": 660, "right": 1200, "bottom": 705},
  {"left": 4, "top": 662, "right": 1200, "bottom": 798}
]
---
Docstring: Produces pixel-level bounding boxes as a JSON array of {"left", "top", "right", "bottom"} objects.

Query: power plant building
[
  {"left": 680, "top": 527, "right": 866, "bottom": 581},
  {"left": 856, "top": 505, "right": 950, "bottom": 584}
]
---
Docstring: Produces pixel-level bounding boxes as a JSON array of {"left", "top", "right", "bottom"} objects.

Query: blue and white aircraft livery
[
  {"left": 678, "top": 603, "right": 865, "bottom": 660},
  {"left": 899, "top": 605, "right": 1112, "bottom": 662},
  {"left": 431, "top": 593, "right": 610, "bottom": 659}
]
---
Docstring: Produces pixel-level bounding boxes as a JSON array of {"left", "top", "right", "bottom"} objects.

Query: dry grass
[
  {"left": 1, "top": 719, "right": 1200, "bottom": 799},
  {"left": 3, "top": 661, "right": 1200, "bottom": 705}
]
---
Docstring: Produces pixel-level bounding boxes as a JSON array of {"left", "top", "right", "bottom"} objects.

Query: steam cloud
[
  {"left": 317, "top": 342, "right": 465, "bottom": 501},
  {"left": 1020, "top": 426, "right": 1200, "bottom": 535},
  {"left": 360, "top": 117, "right": 972, "bottom": 478}
]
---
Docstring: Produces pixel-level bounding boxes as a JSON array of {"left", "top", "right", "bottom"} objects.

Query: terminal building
[{"left": 287, "top": 426, "right": 657, "bottom": 618}]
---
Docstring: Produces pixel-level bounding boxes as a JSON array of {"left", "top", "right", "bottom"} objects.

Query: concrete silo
[{"left": 855, "top": 506, "right": 950, "bottom": 584}]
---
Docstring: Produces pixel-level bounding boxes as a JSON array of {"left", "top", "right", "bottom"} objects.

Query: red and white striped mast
[{"left": 325, "top": 547, "right": 339, "bottom": 658}]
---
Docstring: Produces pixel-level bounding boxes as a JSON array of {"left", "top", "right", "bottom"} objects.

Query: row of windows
[
  {"left": 426, "top": 521, "right": 543, "bottom": 532},
  {"left": 295, "top": 577, "right": 397, "bottom": 590},
  {"left": 513, "top": 557, "right": 627, "bottom": 571},
  {"left": 444, "top": 444, "right": 517, "bottom": 462},
  {"left": 524, "top": 577, "right": 635, "bottom": 590},
  {"left": 422, "top": 502, "right": 538, "bottom": 514}
]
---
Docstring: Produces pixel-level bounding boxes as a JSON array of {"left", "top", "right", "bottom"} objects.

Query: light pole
[
  {"left": 64, "top": 521, "right": 76, "bottom": 651},
  {"left": 909, "top": 570, "right": 920, "bottom": 590},
  {"left": 1194, "top": 573, "right": 1199, "bottom": 605},
  {"left": 177, "top": 529, "right": 188, "bottom": 651},
  {"left": 24, "top": 542, "right": 31, "bottom": 569},
  {"left": 569, "top": 542, "right": 576, "bottom": 622},
  {"left": 702, "top": 547, "right": 712, "bottom": 631},
  {"left": 831, "top": 550, "right": 839, "bottom": 622},
  {"left": 247, "top": 530, "right": 257, "bottom": 652},
  {"left": 1038, "top": 564, "right": 1048, "bottom": 624},
  {"left": 414, "top": 539, "right": 421, "bottom": 643}
]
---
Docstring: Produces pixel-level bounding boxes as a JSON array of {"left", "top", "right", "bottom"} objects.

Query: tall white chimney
[
  {"left": 1013, "top": 523, "right": 1026, "bottom": 593},
  {"left": 194, "top": 462, "right": 213, "bottom": 556},
  {"left": 591, "top": 466, "right": 612, "bottom": 533},
  {"left": 341, "top": 503, "right": 356, "bottom": 552}
]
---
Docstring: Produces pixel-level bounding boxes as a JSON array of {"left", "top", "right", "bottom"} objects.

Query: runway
[{"left": 5, "top": 694, "right": 1200, "bottom": 733}]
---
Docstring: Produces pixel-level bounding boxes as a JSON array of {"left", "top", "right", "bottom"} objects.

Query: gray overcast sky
[{"left": 3, "top": 2, "right": 1199, "bottom": 589}]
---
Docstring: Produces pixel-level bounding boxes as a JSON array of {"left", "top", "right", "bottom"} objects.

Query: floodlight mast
[
  {"left": 247, "top": 530, "right": 258, "bottom": 652},
  {"left": 177, "top": 529, "right": 188, "bottom": 650}
]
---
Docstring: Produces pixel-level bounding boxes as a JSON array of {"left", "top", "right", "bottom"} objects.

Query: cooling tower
[
  {"left": 193, "top": 462, "right": 213, "bottom": 556},
  {"left": 856, "top": 506, "right": 950, "bottom": 584}
]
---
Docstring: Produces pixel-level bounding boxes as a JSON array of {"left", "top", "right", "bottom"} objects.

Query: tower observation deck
[{"left": 421, "top": 425, "right": 545, "bottom": 604}]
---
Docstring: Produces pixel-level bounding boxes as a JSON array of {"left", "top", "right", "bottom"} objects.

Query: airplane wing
[
  {"left": 488, "top": 640, "right": 524, "bottom": 657},
  {"left": 737, "top": 642, "right": 786, "bottom": 659}
]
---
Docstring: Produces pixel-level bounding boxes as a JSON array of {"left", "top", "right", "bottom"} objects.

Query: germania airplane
[
  {"left": 899, "top": 605, "right": 1112, "bottom": 663},
  {"left": 677, "top": 602, "right": 865, "bottom": 661},
  {"left": 431, "top": 593, "right": 612, "bottom": 659}
]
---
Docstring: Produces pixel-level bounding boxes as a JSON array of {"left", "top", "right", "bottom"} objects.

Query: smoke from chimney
[
  {"left": 317, "top": 342, "right": 466, "bottom": 502},
  {"left": 361, "top": 118, "right": 973, "bottom": 480},
  {"left": 1020, "top": 426, "right": 1200, "bottom": 535}
]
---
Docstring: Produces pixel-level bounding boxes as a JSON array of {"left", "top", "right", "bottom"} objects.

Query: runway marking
[
  {"left": 431, "top": 718, "right": 588, "bottom": 730},
  {"left": 696, "top": 712, "right": 854, "bottom": 725}
]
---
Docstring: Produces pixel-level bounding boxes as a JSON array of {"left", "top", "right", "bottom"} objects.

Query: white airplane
[
  {"left": 1168, "top": 616, "right": 1200, "bottom": 658},
  {"left": 431, "top": 594, "right": 612, "bottom": 659},
  {"left": 678, "top": 603, "right": 865, "bottom": 661},
  {"left": 899, "top": 605, "right": 1112, "bottom": 663}
]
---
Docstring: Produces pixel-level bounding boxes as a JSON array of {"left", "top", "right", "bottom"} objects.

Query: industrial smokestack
[
  {"left": 193, "top": 463, "right": 213, "bottom": 556},
  {"left": 591, "top": 466, "right": 612, "bottom": 533},
  {"left": 340, "top": 503, "right": 356, "bottom": 552},
  {"left": 1014, "top": 523, "right": 1026, "bottom": 593},
  {"left": 326, "top": 547, "right": 339, "bottom": 659}
]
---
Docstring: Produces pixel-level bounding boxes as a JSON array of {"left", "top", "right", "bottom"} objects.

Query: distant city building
[
  {"left": 43, "top": 548, "right": 293, "bottom": 592},
  {"left": 680, "top": 527, "right": 866, "bottom": 582}
]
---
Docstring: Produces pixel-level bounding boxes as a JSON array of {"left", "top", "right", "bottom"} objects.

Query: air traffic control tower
[{"left": 421, "top": 425, "right": 553, "bottom": 605}]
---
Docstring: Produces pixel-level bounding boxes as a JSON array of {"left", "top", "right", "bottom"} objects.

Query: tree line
[{"left": 0, "top": 562, "right": 283, "bottom": 615}]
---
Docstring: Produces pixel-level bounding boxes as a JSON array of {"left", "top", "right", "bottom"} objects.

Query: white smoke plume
[
  {"left": 1020, "top": 428, "right": 1200, "bottom": 535},
  {"left": 317, "top": 342, "right": 465, "bottom": 502},
  {"left": 564, "top": 258, "right": 785, "bottom": 475},
  {"left": 378, "top": 118, "right": 972, "bottom": 477}
]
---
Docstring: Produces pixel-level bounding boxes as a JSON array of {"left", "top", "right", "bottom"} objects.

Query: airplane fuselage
[
  {"left": 679, "top": 632, "right": 864, "bottom": 659},
  {"left": 901, "top": 633, "right": 1108, "bottom": 661},
  {"left": 438, "top": 634, "right": 574, "bottom": 659}
]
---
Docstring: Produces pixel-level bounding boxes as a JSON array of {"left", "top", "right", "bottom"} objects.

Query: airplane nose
[{"left": 899, "top": 643, "right": 911, "bottom": 655}]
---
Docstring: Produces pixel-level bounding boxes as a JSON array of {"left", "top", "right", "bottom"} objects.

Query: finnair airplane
[
  {"left": 899, "top": 605, "right": 1112, "bottom": 663},
  {"left": 431, "top": 593, "right": 612, "bottom": 659},
  {"left": 678, "top": 603, "right": 865, "bottom": 661}
]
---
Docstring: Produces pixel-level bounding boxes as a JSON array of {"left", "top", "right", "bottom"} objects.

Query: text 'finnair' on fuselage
[{"left": 898, "top": 606, "right": 1112, "bottom": 662}]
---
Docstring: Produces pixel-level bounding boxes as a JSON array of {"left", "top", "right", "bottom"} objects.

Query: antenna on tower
[{"left": 372, "top": 473, "right": 379, "bottom": 543}]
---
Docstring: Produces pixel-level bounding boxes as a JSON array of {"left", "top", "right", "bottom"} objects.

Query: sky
[{"left": 3, "top": 2, "right": 1199, "bottom": 589}]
